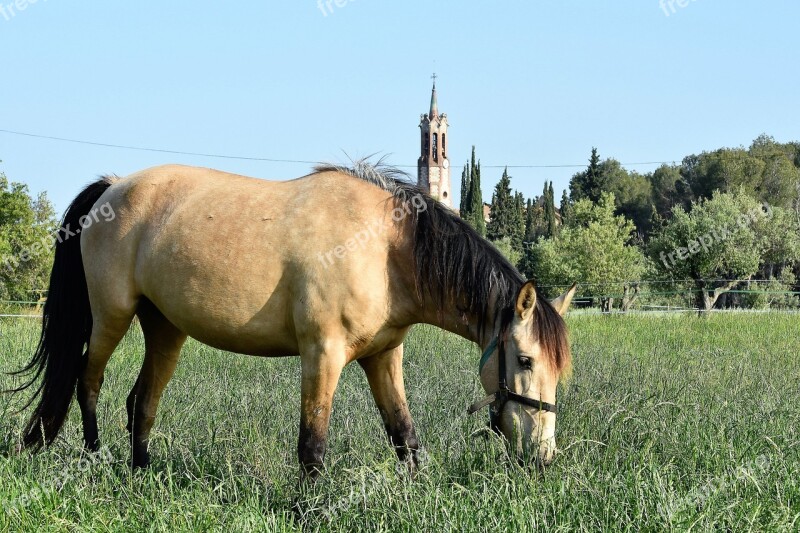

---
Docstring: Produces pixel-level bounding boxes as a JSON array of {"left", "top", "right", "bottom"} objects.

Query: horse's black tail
[{"left": 11, "top": 177, "right": 115, "bottom": 450}]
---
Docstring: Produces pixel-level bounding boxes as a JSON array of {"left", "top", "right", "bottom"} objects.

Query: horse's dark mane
[{"left": 314, "top": 161, "right": 571, "bottom": 375}]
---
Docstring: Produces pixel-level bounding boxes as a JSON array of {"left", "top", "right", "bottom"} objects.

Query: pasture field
[{"left": 0, "top": 313, "right": 798, "bottom": 532}]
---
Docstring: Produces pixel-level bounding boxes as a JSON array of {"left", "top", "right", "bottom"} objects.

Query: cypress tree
[
  {"left": 469, "top": 152, "right": 486, "bottom": 237},
  {"left": 459, "top": 162, "right": 470, "bottom": 213},
  {"left": 569, "top": 147, "right": 605, "bottom": 203},
  {"left": 586, "top": 148, "right": 605, "bottom": 203},
  {"left": 487, "top": 168, "right": 514, "bottom": 241},
  {"left": 542, "top": 181, "right": 555, "bottom": 238},
  {"left": 513, "top": 191, "right": 526, "bottom": 250},
  {"left": 559, "top": 189, "right": 572, "bottom": 227},
  {"left": 463, "top": 152, "right": 475, "bottom": 222},
  {"left": 546, "top": 182, "right": 557, "bottom": 237},
  {"left": 524, "top": 198, "right": 536, "bottom": 242},
  {"left": 462, "top": 146, "right": 486, "bottom": 236}
]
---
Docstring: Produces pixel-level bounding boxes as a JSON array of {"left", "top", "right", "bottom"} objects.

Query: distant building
[
  {"left": 418, "top": 79, "right": 559, "bottom": 224},
  {"left": 417, "top": 77, "right": 452, "bottom": 207}
]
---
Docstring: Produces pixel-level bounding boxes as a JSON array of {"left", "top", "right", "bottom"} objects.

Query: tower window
[
  {"left": 442, "top": 133, "right": 446, "bottom": 159},
  {"left": 432, "top": 133, "right": 438, "bottom": 162},
  {"left": 423, "top": 133, "right": 429, "bottom": 158}
]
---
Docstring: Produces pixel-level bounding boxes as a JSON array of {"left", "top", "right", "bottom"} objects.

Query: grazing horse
[{"left": 14, "top": 162, "right": 575, "bottom": 477}]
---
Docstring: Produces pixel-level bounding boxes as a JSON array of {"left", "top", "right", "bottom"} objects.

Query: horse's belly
[
  {"left": 138, "top": 238, "right": 299, "bottom": 357},
  {"left": 148, "top": 284, "right": 299, "bottom": 357}
]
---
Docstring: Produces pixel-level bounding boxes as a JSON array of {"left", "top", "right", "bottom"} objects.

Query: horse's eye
[{"left": 518, "top": 357, "right": 532, "bottom": 369}]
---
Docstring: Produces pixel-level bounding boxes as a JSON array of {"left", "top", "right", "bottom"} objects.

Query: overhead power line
[
  {"left": 0, "top": 128, "right": 318, "bottom": 165},
  {"left": 0, "top": 128, "right": 676, "bottom": 170}
]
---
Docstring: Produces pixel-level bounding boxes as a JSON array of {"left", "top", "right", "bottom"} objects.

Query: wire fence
[
  {"left": 570, "top": 288, "right": 800, "bottom": 301},
  {"left": 0, "top": 300, "right": 44, "bottom": 319},
  {"left": 542, "top": 278, "right": 800, "bottom": 314}
]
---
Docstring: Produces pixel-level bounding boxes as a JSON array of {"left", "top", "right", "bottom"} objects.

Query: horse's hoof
[{"left": 131, "top": 452, "right": 150, "bottom": 470}]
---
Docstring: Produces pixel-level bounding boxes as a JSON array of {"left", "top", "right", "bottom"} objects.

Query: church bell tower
[{"left": 418, "top": 75, "right": 451, "bottom": 207}]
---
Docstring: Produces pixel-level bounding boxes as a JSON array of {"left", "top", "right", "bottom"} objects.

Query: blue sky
[{"left": 1, "top": 0, "right": 798, "bottom": 213}]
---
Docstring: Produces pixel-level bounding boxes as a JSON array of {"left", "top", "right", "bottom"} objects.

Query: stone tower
[{"left": 418, "top": 77, "right": 451, "bottom": 207}]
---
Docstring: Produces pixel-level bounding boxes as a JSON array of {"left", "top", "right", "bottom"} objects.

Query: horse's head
[{"left": 475, "top": 281, "right": 576, "bottom": 466}]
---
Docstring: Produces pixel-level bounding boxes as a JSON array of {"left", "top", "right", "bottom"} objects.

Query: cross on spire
[{"left": 431, "top": 72, "right": 437, "bottom": 88}]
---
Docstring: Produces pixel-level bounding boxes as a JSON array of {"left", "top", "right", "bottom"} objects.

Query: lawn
[{"left": 1, "top": 313, "right": 798, "bottom": 531}]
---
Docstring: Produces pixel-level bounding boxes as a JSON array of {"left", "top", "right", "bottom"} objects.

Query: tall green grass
[{"left": 1, "top": 313, "right": 798, "bottom": 531}]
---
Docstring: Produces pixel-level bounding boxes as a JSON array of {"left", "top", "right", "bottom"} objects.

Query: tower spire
[
  {"left": 429, "top": 73, "right": 438, "bottom": 119},
  {"left": 418, "top": 74, "right": 451, "bottom": 207}
]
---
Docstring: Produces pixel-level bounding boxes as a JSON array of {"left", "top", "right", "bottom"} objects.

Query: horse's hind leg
[
  {"left": 358, "top": 344, "right": 420, "bottom": 472},
  {"left": 77, "top": 311, "right": 135, "bottom": 452},
  {"left": 126, "top": 299, "right": 186, "bottom": 468}
]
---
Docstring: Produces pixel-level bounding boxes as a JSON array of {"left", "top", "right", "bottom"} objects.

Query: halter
[{"left": 467, "top": 333, "right": 558, "bottom": 424}]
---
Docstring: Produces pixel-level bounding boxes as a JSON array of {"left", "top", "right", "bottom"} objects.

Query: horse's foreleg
[
  {"left": 358, "top": 344, "right": 420, "bottom": 473},
  {"left": 126, "top": 300, "right": 186, "bottom": 468},
  {"left": 297, "top": 344, "right": 346, "bottom": 481}
]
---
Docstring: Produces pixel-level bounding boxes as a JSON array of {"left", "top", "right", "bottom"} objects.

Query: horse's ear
[
  {"left": 515, "top": 280, "right": 537, "bottom": 321},
  {"left": 550, "top": 283, "right": 577, "bottom": 317}
]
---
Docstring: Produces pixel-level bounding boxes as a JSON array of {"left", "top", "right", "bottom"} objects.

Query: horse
[{"left": 13, "top": 161, "right": 575, "bottom": 478}]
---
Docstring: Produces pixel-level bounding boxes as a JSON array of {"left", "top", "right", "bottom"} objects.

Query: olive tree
[
  {"left": 648, "top": 190, "right": 797, "bottom": 312},
  {"left": 530, "top": 193, "right": 646, "bottom": 311}
]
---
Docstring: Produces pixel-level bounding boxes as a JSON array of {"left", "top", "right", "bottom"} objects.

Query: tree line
[
  {"left": 2, "top": 134, "right": 799, "bottom": 312},
  {"left": 0, "top": 169, "right": 56, "bottom": 302},
  {"left": 459, "top": 135, "right": 800, "bottom": 312}
]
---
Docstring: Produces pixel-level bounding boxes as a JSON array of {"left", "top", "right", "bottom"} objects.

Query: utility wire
[
  {"left": 0, "top": 128, "right": 676, "bottom": 170},
  {"left": 0, "top": 128, "right": 319, "bottom": 165}
]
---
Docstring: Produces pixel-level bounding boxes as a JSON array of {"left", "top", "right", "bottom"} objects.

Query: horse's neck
[
  {"left": 413, "top": 292, "right": 502, "bottom": 352},
  {"left": 388, "top": 227, "right": 505, "bottom": 352}
]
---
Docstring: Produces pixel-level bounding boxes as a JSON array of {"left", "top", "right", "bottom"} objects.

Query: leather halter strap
[{"left": 468, "top": 335, "right": 558, "bottom": 416}]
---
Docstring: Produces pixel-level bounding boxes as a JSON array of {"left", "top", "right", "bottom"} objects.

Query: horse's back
[{"left": 81, "top": 165, "right": 403, "bottom": 357}]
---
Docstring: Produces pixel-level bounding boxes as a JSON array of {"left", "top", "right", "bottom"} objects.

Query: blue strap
[{"left": 478, "top": 337, "right": 498, "bottom": 373}]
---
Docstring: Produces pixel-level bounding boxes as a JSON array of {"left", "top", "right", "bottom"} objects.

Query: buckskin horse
[{"left": 14, "top": 161, "right": 575, "bottom": 477}]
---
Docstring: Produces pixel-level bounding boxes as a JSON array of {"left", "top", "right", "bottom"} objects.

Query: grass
[{"left": 0, "top": 313, "right": 798, "bottom": 531}]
